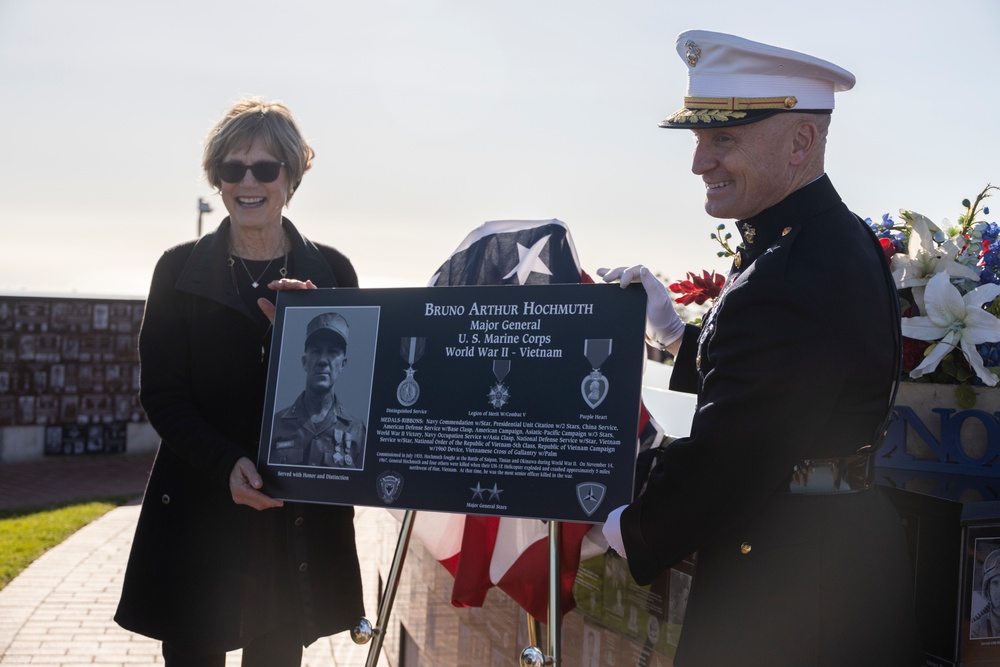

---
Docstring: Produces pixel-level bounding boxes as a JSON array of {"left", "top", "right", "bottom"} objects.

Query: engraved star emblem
[
  {"left": 470, "top": 482, "right": 485, "bottom": 501},
  {"left": 503, "top": 234, "right": 553, "bottom": 284},
  {"left": 487, "top": 484, "right": 503, "bottom": 501},
  {"left": 582, "top": 486, "right": 598, "bottom": 502}
]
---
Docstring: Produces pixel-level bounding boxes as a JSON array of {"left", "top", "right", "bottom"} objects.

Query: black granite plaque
[{"left": 257, "top": 283, "right": 646, "bottom": 523}]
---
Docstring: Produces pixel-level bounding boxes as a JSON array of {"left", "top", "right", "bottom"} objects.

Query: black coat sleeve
[{"left": 668, "top": 324, "right": 702, "bottom": 395}]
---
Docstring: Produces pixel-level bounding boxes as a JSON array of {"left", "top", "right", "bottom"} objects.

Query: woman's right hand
[
  {"left": 258, "top": 278, "right": 318, "bottom": 325},
  {"left": 597, "top": 265, "right": 685, "bottom": 350},
  {"left": 229, "top": 457, "right": 284, "bottom": 510}
]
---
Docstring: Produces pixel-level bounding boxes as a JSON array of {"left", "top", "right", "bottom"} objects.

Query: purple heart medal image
[{"left": 582, "top": 339, "right": 612, "bottom": 409}]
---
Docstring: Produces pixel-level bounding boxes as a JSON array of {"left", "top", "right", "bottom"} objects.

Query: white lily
[
  {"left": 902, "top": 271, "right": 1000, "bottom": 386},
  {"left": 892, "top": 212, "right": 980, "bottom": 313}
]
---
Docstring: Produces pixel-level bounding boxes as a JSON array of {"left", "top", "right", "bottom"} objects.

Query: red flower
[
  {"left": 668, "top": 270, "right": 726, "bottom": 306},
  {"left": 901, "top": 336, "right": 930, "bottom": 373},
  {"left": 879, "top": 238, "right": 895, "bottom": 262}
]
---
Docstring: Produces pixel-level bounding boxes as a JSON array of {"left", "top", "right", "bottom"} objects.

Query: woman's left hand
[
  {"left": 229, "top": 457, "right": 284, "bottom": 510},
  {"left": 258, "top": 278, "right": 318, "bottom": 325}
]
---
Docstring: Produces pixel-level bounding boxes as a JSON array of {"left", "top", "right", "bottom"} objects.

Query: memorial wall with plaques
[
  {"left": 877, "top": 398, "right": 1000, "bottom": 665},
  {"left": 0, "top": 295, "right": 147, "bottom": 455}
]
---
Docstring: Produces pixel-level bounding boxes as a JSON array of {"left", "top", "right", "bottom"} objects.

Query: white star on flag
[{"left": 503, "top": 234, "right": 553, "bottom": 284}]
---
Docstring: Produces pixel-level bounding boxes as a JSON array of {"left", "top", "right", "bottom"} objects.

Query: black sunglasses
[{"left": 216, "top": 161, "right": 285, "bottom": 184}]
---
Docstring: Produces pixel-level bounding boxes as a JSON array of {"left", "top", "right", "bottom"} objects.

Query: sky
[{"left": 1, "top": 0, "right": 998, "bottom": 299}]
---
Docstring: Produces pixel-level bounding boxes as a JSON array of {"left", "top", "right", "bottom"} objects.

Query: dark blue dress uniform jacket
[
  {"left": 115, "top": 218, "right": 365, "bottom": 650},
  {"left": 621, "top": 177, "right": 922, "bottom": 665}
]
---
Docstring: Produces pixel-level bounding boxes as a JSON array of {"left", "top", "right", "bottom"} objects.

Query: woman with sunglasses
[{"left": 115, "top": 98, "right": 365, "bottom": 666}]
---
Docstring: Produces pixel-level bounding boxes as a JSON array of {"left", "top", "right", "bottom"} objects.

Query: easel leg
[
  {"left": 361, "top": 509, "right": 415, "bottom": 667},
  {"left": 548, "top": 520, "right": 561, "bottom": 665},
  {"left": 526, "top": 612, "right": 542, "bottom": 650},
  {"left": 519, "top": 520, "right": 562, "bottom": 666}
]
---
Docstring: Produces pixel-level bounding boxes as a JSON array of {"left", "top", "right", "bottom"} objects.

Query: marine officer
[{"left": 600, "top": 30, "right": 922, "bottom": 665}]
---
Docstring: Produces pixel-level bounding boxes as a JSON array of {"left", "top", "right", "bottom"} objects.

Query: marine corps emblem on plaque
[
  {"left": 576, "top": 482, "right": 607, "bottom": 517},
  {"left": 376, "top": 470, "right": 404, "bottom": 504}
]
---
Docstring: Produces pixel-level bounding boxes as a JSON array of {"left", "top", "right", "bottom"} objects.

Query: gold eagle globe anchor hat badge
[{"left": 659, "top": 29, "right": 856, "bottom": 129}]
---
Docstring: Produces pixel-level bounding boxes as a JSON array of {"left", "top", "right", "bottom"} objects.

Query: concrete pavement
[{"left": 0, "top": 454, "right": 391, "bottom": 666}]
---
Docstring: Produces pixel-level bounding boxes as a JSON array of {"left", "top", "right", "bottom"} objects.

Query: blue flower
[
  {"left": 978, "top": 342, "right": 1000, "bottom": 368},
  {"left": 866, "top": 214, "right": 907, "bottom": 253}
]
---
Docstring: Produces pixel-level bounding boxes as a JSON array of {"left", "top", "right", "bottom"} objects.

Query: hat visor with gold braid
[{"left": 659, "top": 96, "right": 832, "bottom": 128}]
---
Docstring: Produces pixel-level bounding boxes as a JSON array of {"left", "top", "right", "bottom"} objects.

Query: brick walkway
[
  {"left": 0, "top": 454, "right": 391, "bottom": 666},
  {"left": 0, "top": 453, "right": 155, "bottom": 511}
]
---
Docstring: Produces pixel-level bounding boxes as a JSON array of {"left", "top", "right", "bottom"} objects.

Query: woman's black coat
[{"left": 115, "top": 217, "right": 365, "bottom": 650}]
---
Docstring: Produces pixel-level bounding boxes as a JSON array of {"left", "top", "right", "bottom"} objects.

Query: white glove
[
  {"left": 602, "top": 504, "right": 628, "bottom": 559},
  {"left": 597, "top": 265, "right": 685, "bottom": 348}
]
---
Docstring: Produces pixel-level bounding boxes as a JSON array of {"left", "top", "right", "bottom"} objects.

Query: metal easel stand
[
  {"left": 519, "top": 520, "right": 562, "bottom": 666},
  {"left": 352, "top": 512, "right": 564, "bottom": 667},
  {"left": 350, "top": 509, "right": 416, "bottom": 667}
]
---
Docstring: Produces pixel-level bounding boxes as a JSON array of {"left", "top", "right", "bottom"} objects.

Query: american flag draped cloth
[
  {"left": 429, "top": 219, "right": 587, "bottom": 287},
  {"left": 402, "top": 219, "right": 664, "bottom": 621}
]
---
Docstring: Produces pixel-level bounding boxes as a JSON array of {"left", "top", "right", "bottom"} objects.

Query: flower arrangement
[
  {"left": 867, "top": 183, "right": 999, "bottom": 406},
  {"left": 669, "top": 184, "right": 1000, "bottom": 408}
]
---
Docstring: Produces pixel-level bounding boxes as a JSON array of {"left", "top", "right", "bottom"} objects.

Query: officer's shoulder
[{"left": 766, "top": 212, "right": 865, "bottom": 282}]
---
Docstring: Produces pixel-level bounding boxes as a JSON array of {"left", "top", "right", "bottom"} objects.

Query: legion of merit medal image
[{"left": 256, "top": 282, "right": 647, "bottom": 523}]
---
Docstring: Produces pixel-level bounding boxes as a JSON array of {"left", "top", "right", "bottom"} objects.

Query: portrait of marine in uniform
[
  {"left": 268, "top": 310, "right": 370, "bottom": 469},
  {"left": 972, "top": 544, "right": 1000, "bottom": 639}
]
